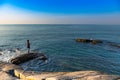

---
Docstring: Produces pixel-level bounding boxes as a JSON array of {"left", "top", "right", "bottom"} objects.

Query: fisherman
[{"left": 26, "top": 40, "right": 30, "bottom": 54}]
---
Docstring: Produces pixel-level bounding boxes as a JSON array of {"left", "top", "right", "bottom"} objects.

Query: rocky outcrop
[
  {"left": 14, "top": 70, "right": 120, "bottom": 80},
  {"left": 75, "top": 38, "right": 103, "bottom": 44},
  {"left": 0, "top": 62, "right": 119, "bottom": 80},
  {"left": 10, "top": 53, "right": 47, "bottom": 65},
  {"left": 75, "top": 38, "right": 120, "bottom": 49}
]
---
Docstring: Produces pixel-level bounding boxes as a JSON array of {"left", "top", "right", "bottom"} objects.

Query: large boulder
[{"left": 10, "top": 53, "right": 47, "bottom": 65}]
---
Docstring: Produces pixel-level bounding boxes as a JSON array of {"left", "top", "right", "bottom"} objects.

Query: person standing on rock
[{"left": 26, "top": 40, "right": 30, "bottom": 54}]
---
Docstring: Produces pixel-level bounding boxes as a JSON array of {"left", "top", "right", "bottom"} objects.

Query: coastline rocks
[
  {"left": 86, "top": 75, "right": 120, "bottom": 80},
  {"left": 10, "top": 53, "right": 47, "bottom": 65},
  {"left": 0, "top": 71, "right": 17, "bottom": 80},
  {"left": 0, "top": 62, "right": 22, "bottom": 80},
  {"left": 14, "top": 70, "right": 120, "bottom": 80},
  {"left": 0, "top": 62, "right": 22, "bottom": 74},
  {"left": 0, "top": 62, "right": 119, "bottom": 80},
  {"left": 75, "top": 38, "right": 103, "bottom": 44}
]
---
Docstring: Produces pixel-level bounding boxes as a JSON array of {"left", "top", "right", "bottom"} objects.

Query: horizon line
[{"left": 0, "top": 24, "right": 120, "bottom": 26}]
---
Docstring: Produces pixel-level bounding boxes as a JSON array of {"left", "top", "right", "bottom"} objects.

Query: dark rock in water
[
  {"left": 10, "top": 53, "right": 47, "bottom": 65},
  {"left": 91, "top": 40, "right": 103, "bottom": 44},
  {"left": 75, "top": 38, "right": 91, "bottom": 43},
  {"left": 75, "top": 38, "right": 103, "bottom": 44},
  {"left": 109, "top": 43, "right": 120, "bottom": 48},
  {"left": 0, "top": 49, "right": 2, "bottom": 55},
  {"left": 76, "top": 38, "right": 120, "bottom": 49}
]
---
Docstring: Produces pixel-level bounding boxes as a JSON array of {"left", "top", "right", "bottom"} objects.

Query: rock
[
  {"left": 75, "top": 38, "right": 103, "bottom": 44},
  {"left": 0, "top": 62, "right": 24, "bottom": 80},
  {"left": 0, "top": 71, "right": 17, "bottom": 80},
  {"left": 14, "top": 69, "right": 120, "bottom": 80},
  {"left": 10, "top": 53, "right": 47, "bottom": 65},
  {"left": 14, "top": 68, "right": 24, "bottom": 78},
  {"left": 91, "top": 40, "right": 103, "bottom": 45},
  {"left": 0, "top": 61, "right": 120, "bottom": 80},
  {"left": 0, "top": 49, "right": 2, "bottom": 55},
  {"left": 0, "top": 62, "right": 23, "bottom": 78},
  {"left": 0, "top": 62, "right": 22, "bottom": 72},
  {"left": 14, "top": 68, "right": 40, "bottom": 79},
  {"left": 25, "top": 72, "right": 67, "bottom": 80},
  {"left": 109, "top": 43, "right": 120, "bottom": 48},
  {"left": 75, "top": 38, "right": 91, "bottom": 43},
  {"left": 86, "top": 75, "right": 120, "bottom": 80}
]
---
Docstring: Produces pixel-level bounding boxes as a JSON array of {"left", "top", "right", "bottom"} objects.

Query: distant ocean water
[{"left": 0, "top": 24, "right": 120, "bottom": 75}]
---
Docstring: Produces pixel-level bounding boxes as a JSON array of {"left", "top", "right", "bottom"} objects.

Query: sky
[{"left": 0, "top": 0, "right": 120, "bottom": 24}]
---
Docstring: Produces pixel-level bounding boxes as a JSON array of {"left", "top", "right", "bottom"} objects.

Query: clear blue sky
[
  {"left": 3, "top": 0, "right": 120, "bottom": 14},
  {"left": 0, "top": 0, "right": 120, "bottom": 24}
]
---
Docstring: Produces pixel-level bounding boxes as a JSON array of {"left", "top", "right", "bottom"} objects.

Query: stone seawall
[{"left": 0, "top": 62, "right": 120, "bottom": 80}]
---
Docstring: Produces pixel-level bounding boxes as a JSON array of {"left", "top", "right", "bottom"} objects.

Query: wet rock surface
[{"left": 10, "top": 53, "right": 47, "bottom": 65}]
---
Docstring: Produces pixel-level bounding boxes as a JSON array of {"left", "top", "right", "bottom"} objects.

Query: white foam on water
[{"left": 0, "top": 49, "right": 26, "bottom": 63}]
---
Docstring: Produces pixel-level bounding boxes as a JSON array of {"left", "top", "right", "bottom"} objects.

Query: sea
[{"left": 0, "top": 24, "right": 120, "bottom": 75}]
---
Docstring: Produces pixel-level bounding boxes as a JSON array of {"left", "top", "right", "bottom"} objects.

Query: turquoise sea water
[{"left": 0, "top": 24, "right": 120, "bottom": 75}]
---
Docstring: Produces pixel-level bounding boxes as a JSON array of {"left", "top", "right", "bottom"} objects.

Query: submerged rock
[
  {"left": 10, "top": 53, "right": 47, "bottom": 65},
  {"left": 109, "top": 43, "right": 120, "bottom": 48}
]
